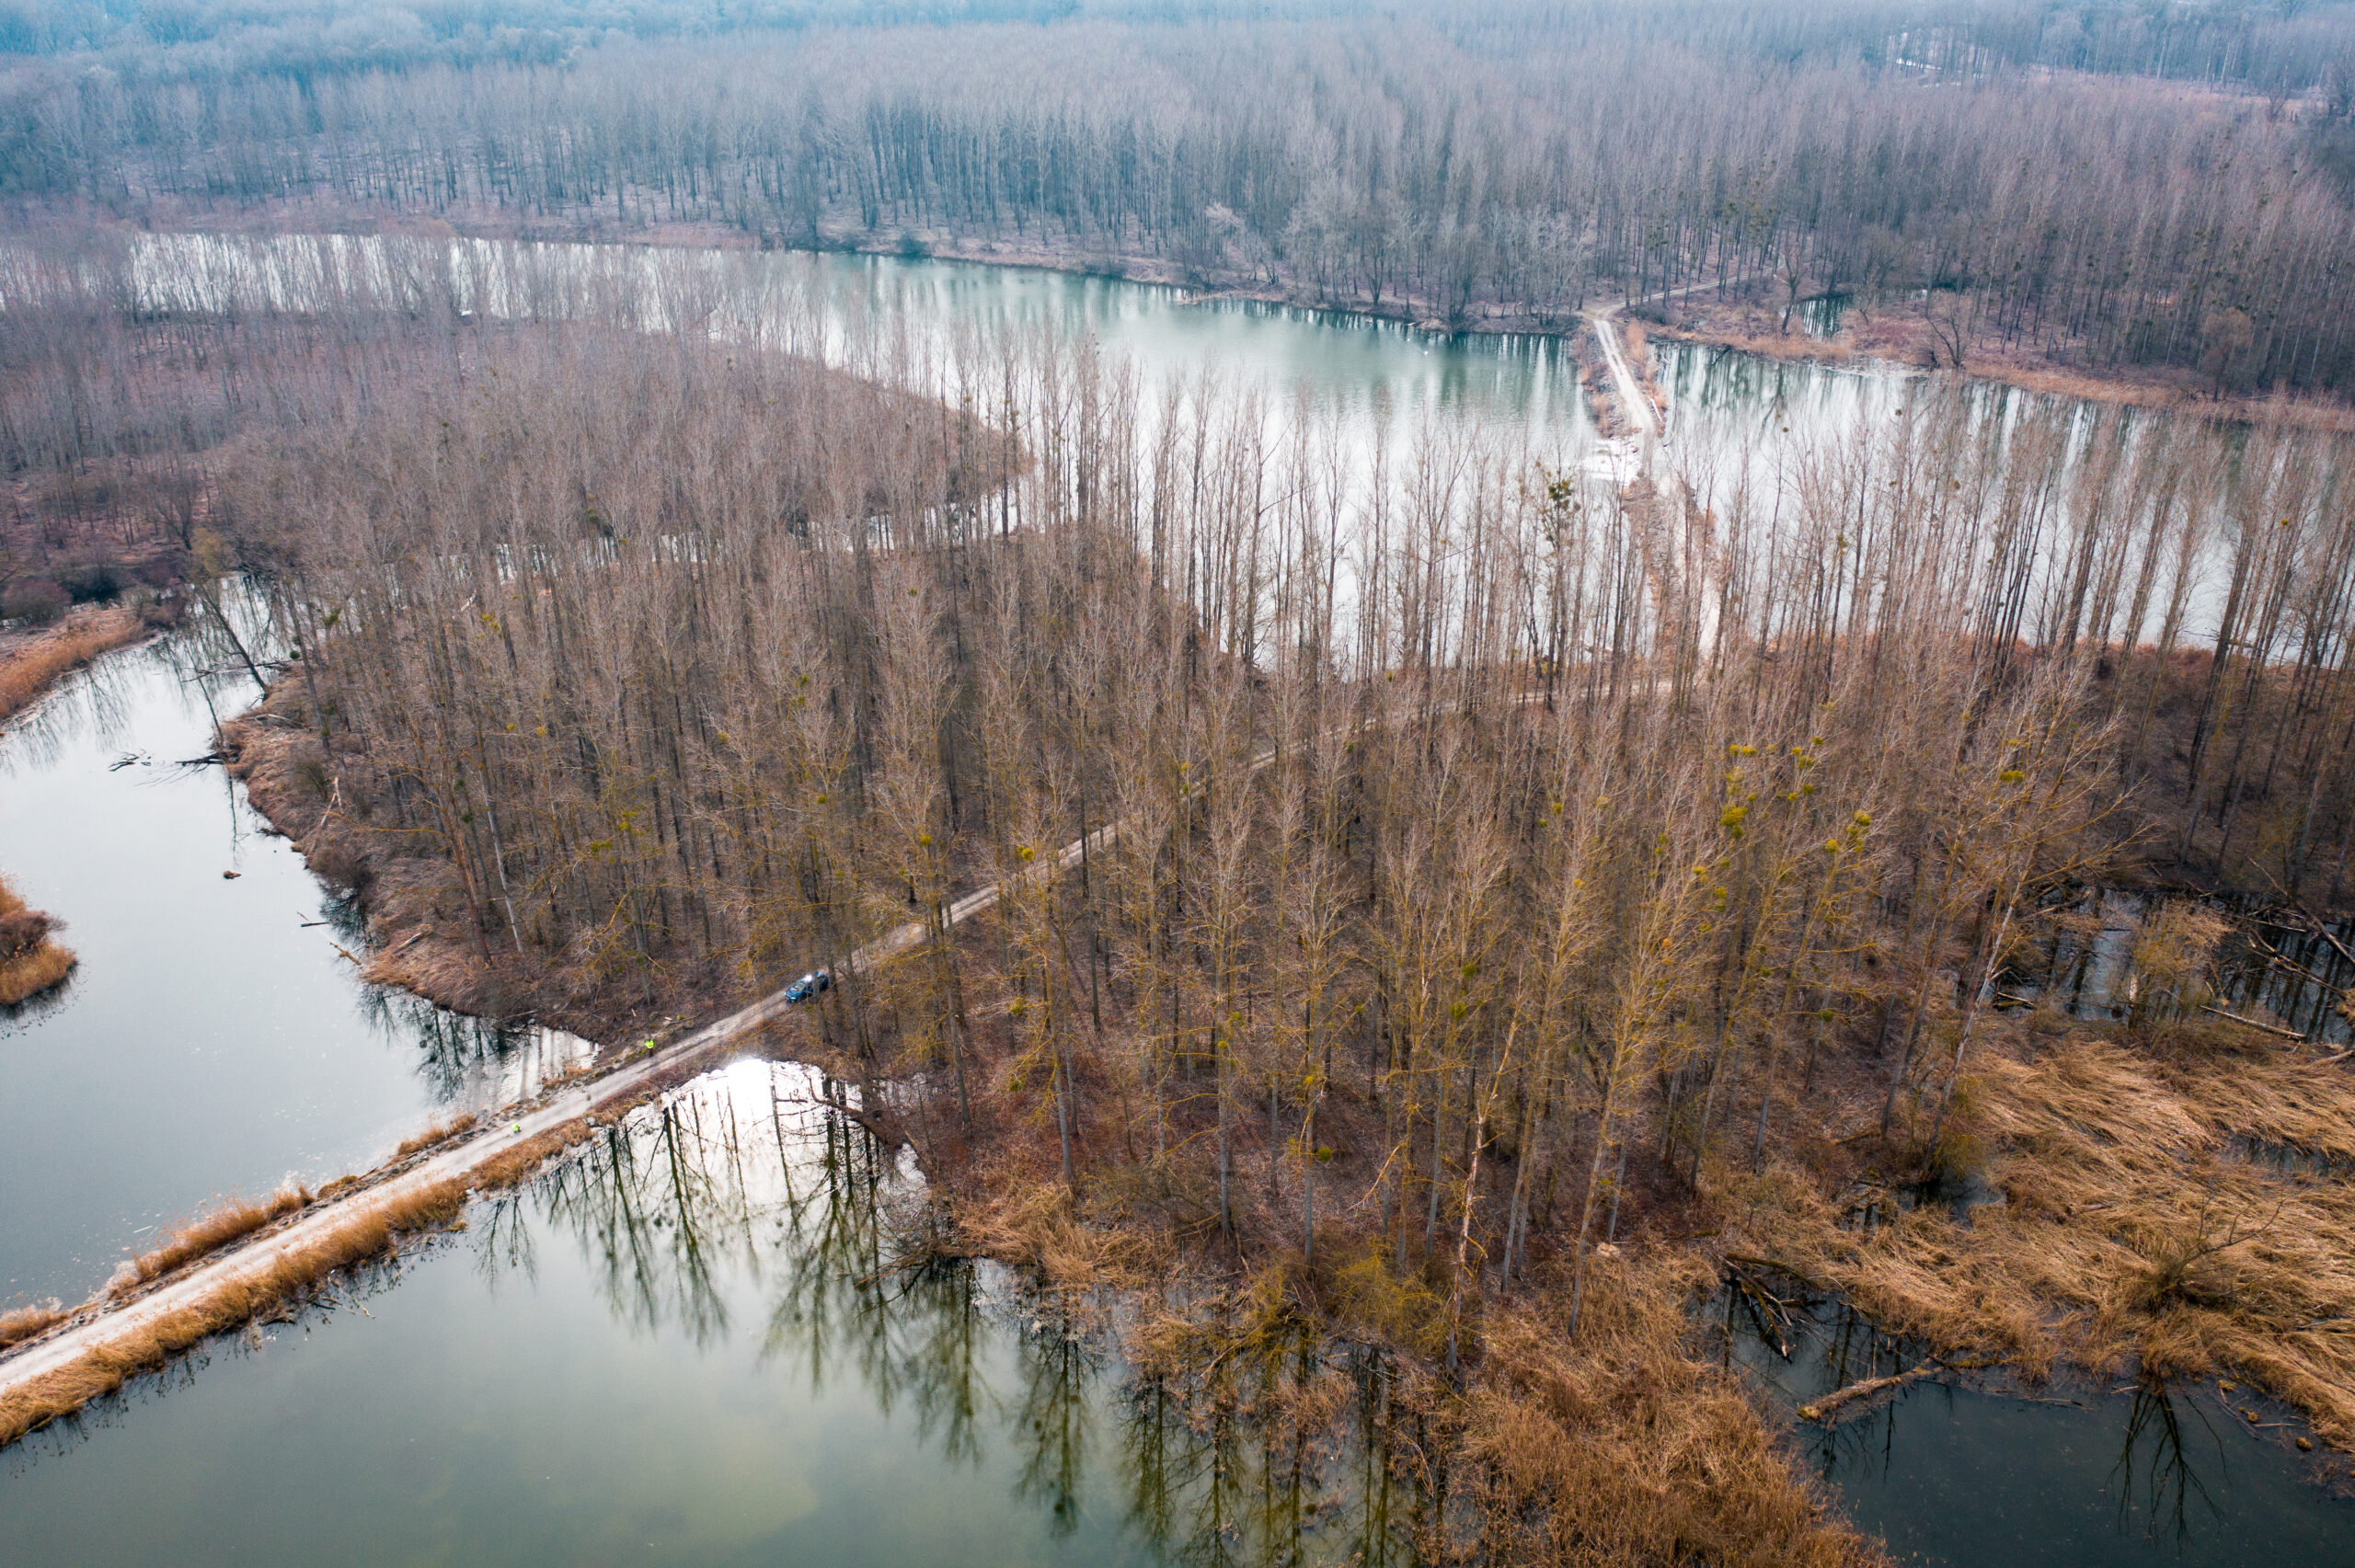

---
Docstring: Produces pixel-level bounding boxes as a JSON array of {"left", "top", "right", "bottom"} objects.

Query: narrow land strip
[{"left": 0, "top": 806, "right": 1124, "bottom": 1438}]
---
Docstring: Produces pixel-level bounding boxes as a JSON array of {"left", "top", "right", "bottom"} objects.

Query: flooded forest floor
[{"left": 213, "top": 662, "right": 2355, "bottom": 1564}]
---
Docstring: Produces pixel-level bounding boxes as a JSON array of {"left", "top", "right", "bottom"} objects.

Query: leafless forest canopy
[
  {"left": 7, "top": 1, "right": 2355, "bottom": 390},
  {"left": 7, "top": 8, "right": 2355, "bottom": 1555}
]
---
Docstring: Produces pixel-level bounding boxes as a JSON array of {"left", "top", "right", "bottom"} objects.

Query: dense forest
[{"left": 6, "top": 1, "right": 2355, "bottom": 391}]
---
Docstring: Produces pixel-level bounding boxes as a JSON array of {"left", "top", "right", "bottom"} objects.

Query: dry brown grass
[
  {"left": 917, "top": 1026, "right": 1875, "bottom": 1565},
  {"left": 1620, "top": 319, "right": 1670, "bottom": 423},
  {"left": 1656, "top": 321, "right": 1856, "bottom": 368},
  {"left": 0, "top": 1301, "right": 68, "bottom": 1351},
  {"left": 395, "top": 1112, "right": 478, "bottom": 1159},
  {"left": 457, "top": 1060, "right": 726, "bottom": 1196},
  {"left": 115, "top": 1185, "right": 313, "bottom": 1291},
  {"left": 953, "top": 1162, "right": 1174, "bottom": 1295},
  {"left": 468, "top": 1116, "right": 596, "bottom": 1189},
  {"left": 0, "top": 873, "right": 76, "bottom": 1006},
  {"left": 0, "top": 941, "right": 75, "bottom": 1006},
  {"left": 0, "top": 1176, "right": 465, "bottom": 1448},
  {"left": 1458, "top": 1248, "right": 1882, "bottom": 1567},
  {"left": 1731, "top": 1022, "right": 2355, "bottom": 1448},
  {"left": 0, "top": 604, "right": 145, "bottom": 726}
]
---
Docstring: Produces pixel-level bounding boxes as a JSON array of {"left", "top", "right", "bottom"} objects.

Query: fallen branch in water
[
  {"left": 1723, "top": 1253, "right": 1832, "bottom": 1294},
  {"left": 1797, "top": 1362, "right": 1942, "bottom": 1424}
]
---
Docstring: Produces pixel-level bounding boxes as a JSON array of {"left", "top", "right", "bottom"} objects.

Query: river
[
  {"left": 2, "top": 242, "right": 2348, "bottom": 1565},
  {"left": 0, "top": 621, "right": 590, "bottom": 1310}
]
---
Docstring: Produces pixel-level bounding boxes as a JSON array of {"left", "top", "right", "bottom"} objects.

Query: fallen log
[
  {"left": 2200, "top": 1004, "right": 2305, "bottom": 1042},
  {"left": 1797, "top": 1361, "right": 1941, "bottom": 1424}
]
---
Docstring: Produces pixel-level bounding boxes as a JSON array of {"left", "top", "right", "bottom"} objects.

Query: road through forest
[{"left": 0, "top": 292, "right": 1671, "bottom": 1431}]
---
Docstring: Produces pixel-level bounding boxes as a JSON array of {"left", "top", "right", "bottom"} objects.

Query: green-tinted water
[{"left": 2, "top": 1060, "right": 1419, "bottom": 1566}]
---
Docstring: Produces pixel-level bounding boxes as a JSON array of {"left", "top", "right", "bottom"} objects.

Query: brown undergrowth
[
  {"left": 822, "top": 977, "right": 1886, "bottom": 1568},
  {"left": 0, "top": 872, "right": 76, "bottom": 1007},
  {"left": 1726, "top": 1013, "right": 2355, "bottom": 1448},
  {"left": 1463, "top": 1255, "right": 1878, "bottom": 1568},
  {"left": 0, "top": 1177, "right": 466, "bottom": 1448}
]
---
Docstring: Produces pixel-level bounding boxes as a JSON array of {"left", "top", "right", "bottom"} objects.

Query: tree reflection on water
[
  {"left": 2110, "top": 1379, "right": 2225, "bottom": 1545},
  {"left": 1709, "top": 1275, "right": 2336, "bottom": 1567},
  {"left": 471, "top": 1056, "right": 1424, "bottom": 1567}
]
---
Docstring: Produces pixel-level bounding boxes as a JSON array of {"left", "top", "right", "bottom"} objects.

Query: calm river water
[
  {"left": 0, "top": 625, "right": 588, "bottom": 1310},
  {"left": 2, "top": 243, "right": 2347, "bottom": 1565}
]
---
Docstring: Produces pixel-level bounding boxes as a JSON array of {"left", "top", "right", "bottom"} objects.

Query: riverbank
[
  {"left": 218, "top": 697, "right": 644, "bottom": 1047},
  {"left": 822, "top": 232, "right": 2355, "bottom": 434},
  {"left": 0, "top": 603, "right": 155, "bottom": 730},
  {"left": 1648, "top": 294, "right": 2355, "bottom": 434},
  {"left": 17, "top": 225, "right": 2349, "bottom": 1562}
]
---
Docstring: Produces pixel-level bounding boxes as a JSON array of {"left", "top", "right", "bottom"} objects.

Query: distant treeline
[
  {"left": 5, "top": 2, "right": 2355, "bottom": 391},
  {"left": 10, "top": 1, "right": 2355, "bottom": 90}
]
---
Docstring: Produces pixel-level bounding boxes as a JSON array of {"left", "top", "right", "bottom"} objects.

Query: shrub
[{"left": 3, "top": 578, "right": 69, "bottom": 625}]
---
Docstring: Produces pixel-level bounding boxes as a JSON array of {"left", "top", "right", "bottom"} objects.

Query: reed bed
[
  {"left": 0, "top": 1177, "right": 465, "bottom": 1448},
  {"left": 116, "top": 1185, "right": 313, "bottom": 1292},
  {"left": 394, "top": 1113, "right": 477, "bottom": 1160},
  {"left": 1463, "top": 1253, "right": 1881, "bottom": 1568},
  {"left": 955, "top": 1171, "right": 1171, "bottom": 1297},
  {"left": 0, "top": 874, "right": 75, "bottom": 1006},
  {"left": 1736, "top": 1018, "right": 2355, "bottom": 1447},
  {"left": 0, "top": 605, "right": 145, "bottom": 727},
  {"left": 0, "top": 942, "right": 75, "bottom": 1006},
  {"left": 0, "top": 1302, "right": 68, "bottom": 1352}
]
